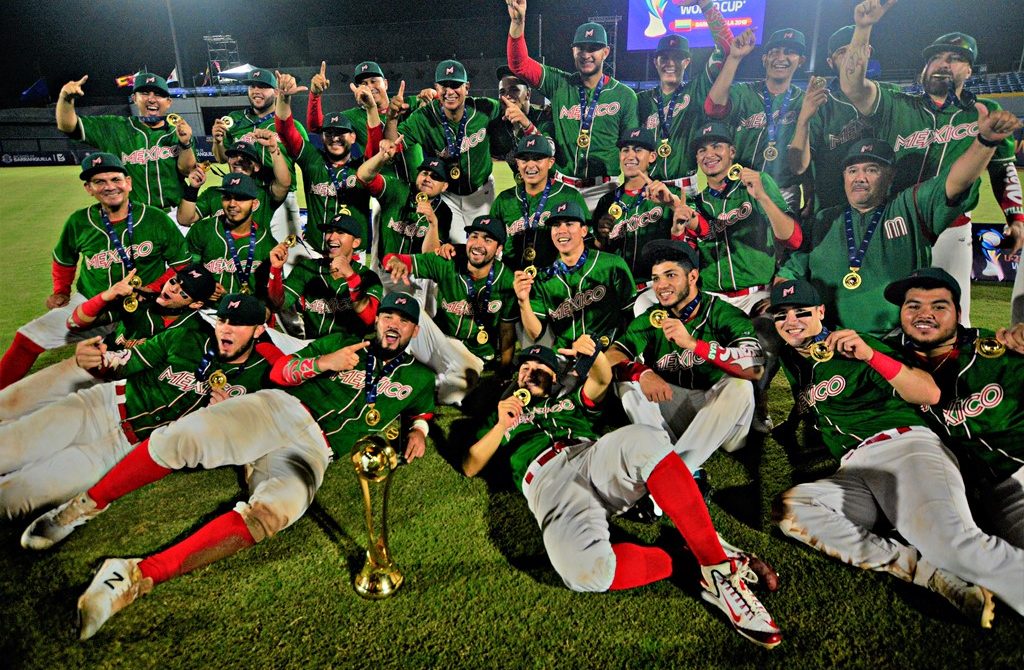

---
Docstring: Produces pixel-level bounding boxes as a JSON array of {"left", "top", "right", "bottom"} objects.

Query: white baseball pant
[
  {"left": 932, "top": 224, "right": 973, "bottom": 327},
  {"left": 406, "top": 312, "right": 483, "bottom": 406},
  {"left": 441, "top": 176, "right": 496, "bottom": 244},
  {"left": 17, "top": 293, "right": 113, "bottom": 351},
  {"left": 0, "top": 356, "right": 99, "bottom": 422},
  {"left": 984, "top": 465, "right": 1024, "bottom": 550}
]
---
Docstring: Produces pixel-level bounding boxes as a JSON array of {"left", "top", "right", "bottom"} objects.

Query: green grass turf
[{"left": 0, "top": 165, "right": 1019, "bottom": 668}]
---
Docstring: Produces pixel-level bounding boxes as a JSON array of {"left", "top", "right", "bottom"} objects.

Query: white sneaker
[
  {"left": 927, "top": 568, "right": 995, "bottom": 629},
  {"left": 78, "top": 557, "right": 153, "bottom": 640},
  {"left": 21, "top": 493, "right": 105, "bottom": 550},
  {"left": 701, "top": 559, "right": 783, "bottom": 649}
]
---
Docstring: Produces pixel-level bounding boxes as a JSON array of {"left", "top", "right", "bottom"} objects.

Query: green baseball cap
[
  {"left": 922, "top": 32, "right": 978, "bottom": 65},
  {"left": 690, "top": 121, "right": 734, "bottom": 154},
  {"left": 321, "top": 212, "right": 362, "bottom": 237},
  {"left": 133, "top": 72, "right": 169, "bottom": 96},
  {"left": 547, "top": 201, "right": 588, "bottom": 225},
  {"left": 379, "top": 292, "right": 421, "bottom": 323},
  {"left": 771, "top": 279, "right": 822, "bottom": 309},
  {"left": 79, "top": 152, "right": 127, "bottom": 181},
  {"left": 841, "top": 138, "right": 895, "bottom": 169},
  {"left": 321, "top": 112, "right": 355, "bottom": 132},
  {"left": 641, "top": 239, "right": 699, "bottom": 275},
  {"left": 225, "top": 140, "right": 261, "bottom": 163},
  {"left": 656, "top": 34, "right": 690, "bottom": 57},
  {"left": 573, "top": 22, "right": 608, "bottom": 47},
  {"left": 827, "top": 25, "right": 855, "bottom": 58},
  {"left": 465, "top": 215, "right": 507, "bottom": 246},
  {"left": 417, "top": 157, "right": 449, "bottom": 183},
  {"left": 617, "top": 127, "right": 657, "bottom": 152},
  {"left": 174, "top": 264, "right": 217, "bottom": 303},
  {"left": 354, "top": 61, "right": 384, "bottom": 82},
  {"left": 517, "top": 344, "right": 559, "bottom": 372},
  {"left": 515, "top": 134, "right": 554, "bottom": 158},
  {"left": 243, "top": 68, "right": 278, "bottom": 88},
  {"left": 216, "top": 293, "right": 266, "bottom": 326},
  {"left": 435, "top": 60, "right": 468, "bottom": 85},
  {"left": 218, "top": 173, "right": 260, "bottom": 200},
  {"left": 884, "top": 267, "right": 962, "bottom": 307},
  {"left": 764, "top": 28, "right": 807, "bottom": 55}
]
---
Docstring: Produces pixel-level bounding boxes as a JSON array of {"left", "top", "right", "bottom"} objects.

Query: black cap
[
  {"left": 841, "top": 138, "right": 895, "bottom": 170},
  {"left": 517, "top": 344, "right": 559, "bottom": 372},
  {"left": 922, "top": 33, "right": 978, "bottom": 65},
  {"left": 216, "top": 293, "right": 266, "bottom": 325},
  {"left": 80, "top": 152, "right": 127, "bottom": 181},
  {"left": 617, "top": 127, "right": 657, "bottom": 152},
  {"left": 641, "top": 239, "right": 699, "bottom": 275},
  {"left": 689, "top": 121, "right": 734, "bottom": 154},
  {"left": 547, "top": 201, "right": 588, "bottom": 225},
  {"left": 321, "top": 112, "right": 355, "bottom": 132},
  {"left": 465, "top": 215, "right": 507, "bottom": 246},
  {"left": 655, "top": 34, "right": 690, "bottom": 57},
  {"left": 321, "top": 212, "right": 362, "bottom": 237},
  {"left": 771, "top": 279, "right": 822, "bottom": 308},
  {"left": 883, "top": 267, "right": 962, "bottom": 307},
  {"left": 379, "top": 292, "right": 421, "bottom": 322},
  {"left": 515, "top": 134, "right": 554, "bottom": 158},
  {"left": 226, "top": 140, "right": 261, "bottom": 163},
  {"left": 418, "top": 157, "right": 449, "bottom": 183},
  {"left": 173, "top": 264, "right": 217, "bottom": 303},
  {"left": 217, "top": 173, "right": 260, "bottom": 200},
  {"left": 496, "top": 65, "right": 528, "bottom": 83}
]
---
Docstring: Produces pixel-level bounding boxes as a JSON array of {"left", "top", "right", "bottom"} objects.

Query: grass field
[{"left": 0, "top": 166, "right": 1019, "bottom": 669}]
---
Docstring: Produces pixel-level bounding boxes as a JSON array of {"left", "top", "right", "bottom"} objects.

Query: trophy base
[{"left": 354, "top": 554, "right": 404, "bottom": 599}]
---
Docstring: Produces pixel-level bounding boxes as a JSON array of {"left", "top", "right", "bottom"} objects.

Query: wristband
[
  {"left": 182, "top": 184, "right": 200, "bottom": 201},
  {"left": 411, "top": 419, "right": 429, "bottom": 437},
  {"left": 346, "top": 272, "right": 363, "bottom": 298},
  {"left": 976, "top": 134, "right": 1003, "bottom": 148},
  {"left": 867, "top": 349, "right": 902, "bottom": 381},
  {"left": 177, "top": 140, "right": 192, "bottom": 150}
]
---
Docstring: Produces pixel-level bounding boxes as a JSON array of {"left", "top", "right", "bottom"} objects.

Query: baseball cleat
[
  {"left": 926, "top": 568, "right": 995, "bottom": 629},
  {"left": 78, "top": 557, "right": 153, "bottom": 640},
  {"left": 21, "top": 493, "right": 105, "bottom": 550},
  {"left": 700, "top": 558, "right": 782, "bottom": 649},
  {"left": 716, "top": 534, "right": 780, "bottom": 592}
]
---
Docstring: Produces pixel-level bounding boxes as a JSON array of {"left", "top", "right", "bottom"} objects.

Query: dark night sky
[{"left": 1, "top": 0, "right": 1021, "bottom": 106}]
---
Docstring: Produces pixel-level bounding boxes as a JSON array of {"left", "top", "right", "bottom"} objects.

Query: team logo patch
[
  {"left": 91, "top": 156, "right": 103, "bottom": 166},
  {"left": 188, "top": 270, "right": 202, "bottom": 278},
  {"left": 783, "top": 32, "right": 794, "bottom": 39},
  {"left": 227, "top": 176, "right": 241, "bottom": 186},
  {"left": 782, "top": 286, "right": 795, "bottom": 297},
  {"left": 445, "top": 66, "right": 455, "bottom": 75},
  {"left": 144, "top": 76, "right": 155, "bottom": 84},
  {"left": 361, "top": 64, "right": 369, "bottom": 71},
  {"left": 630, "top": 130, "right": 641, "bottom": 138},
  {"left": 253, "top": 70, "right": 261, "bottom": 77},
  {"left": 556, "top": 203, "right": 568, "bottom": 213},
  {"left": 526, "top": 138, "right": 537, "bottom": 148},
  {"left": 861, "top": 144, "right": 874, "bottom": 153},
  {"left": 228, "top": 300, "right": 241, "bottom": 309},
  {"left": 585, "top": 29, "right": 595, "bottom": 37}
]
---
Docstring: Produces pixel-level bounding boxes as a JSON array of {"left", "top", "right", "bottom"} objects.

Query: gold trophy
[{"left": 351, "top": 423, "right": 404, "bottom": 599}]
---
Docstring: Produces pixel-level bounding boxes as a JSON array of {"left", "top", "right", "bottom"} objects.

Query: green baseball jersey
[
  {"left": 282, "top": 256, "right": 383, "bottom": 338},
  {"left": 719, "top": 82, "right": 805, "bottom": 189},
  {"left": 538, "top": 68, "right": 639, "bottom": 179},
  {"left": 119, "top": 324, "right": 271, "bottom": 439},
  {"left": 488, "top": 105, "right": 554, "bottom": 164},
  {"left": 292, "top": 140, "right": 374, "bottom": 253},
  {"left": 804, "top": 335, "right": 924, "bottom": 459},
  {"left": 53, "top": 203, "right": 191, "bottom": 298},
  {"left": 191, "top": 179, "right": 282, "bottom": 231},
  {"left": 614, "top": 293, "right": 759, "bottom": 390},
  {"left": 592, "top": 185, "right": 677, "bottom": 283},
  {"left": 78, "top": 116, "right": 190, "bottom": 209},
  {"left": 693, "top": 173, "right": 790, "bottom": 293},
  {"left": 102, "top": 303, "right": 207, "bottom": 350},
  {"left": 223, "top": 109, "right": 307, "bottom": 194},
  {"left": 490, "top": 180, "right": 590, "bottom": 270},
  {"left": 410, "top": 254, "right": 518, "bottom": 361},
  {"left": 868, "top": 89, "right": 1016, "bottom": 214},
  {"left": 779, "top": 174, "right": 967, "bottom": 335},
  {"left": 341, "top": 105, "right": 425, "bottom": 182},
  {"left": 285, "top": 334, "right": 436, "bottom": 457},
  {"left": 185, "top": 217, "right": 277, "bottom": 295},
  {"left": 398, "top": 97, "right": 502, "bottom": 196},
  {"left": 376, "top": 177, "right": 453, "bottom": 257},
  {"left": 529, "top": 249, "right": 636, "bottom": 350}
]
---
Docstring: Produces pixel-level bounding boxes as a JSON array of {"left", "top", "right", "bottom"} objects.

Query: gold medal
[
  {"left": 607, "top": 203, "right": 624, "bottom": 219},
  {"left": 365, "top": 406, "right": 381, "bottom": 426},
  {"left": 220, "top": 116, "right": 234, "bottom": 129},
  {"left": 523, "top": 265, "right": 537, "bottom": 278},
  {"left": 449, "top": 166, "right": 461, "bottom": 181},
  {"left": 598, "top": 336, "right": 610, "bottom": 348},
  {"left": 842, "top": 269, "right": 862, "bottom": 290},
  {"left": 975, "top": 337, "right": 1006, "bottom": 359},
  {"left": 726, "top": 164, "right": 744, "bottom": 181},
  {"left": 577, "top": 130, "right": 591, "bottom": 148},
  {"left": 166, "top": 113, "right": 182, "bottom": 127},
  {"left": 415, "top": 191, "right": 429, "bottom": 203},
  {"left": 123, "top": 294, "right": 139, "bottom": 313},
  {"left": 384, "top": 422, "right": 401, "bottom": 441},
  {"left": 239, "top": 284, "right": 251, "bottom": 295},
  {"left": 476, "top": 328, "right": 489, "bottom": 345},
  {"left": 656, "top": 140, "right": 672, "bottom": 158},
  {"left": 283, "top": 234, "right": 298, "bottom": 248},
  {"left": 512, "top": 388, "right": 531, "bottom": 405},
  {"left": 523, "top": 246, "right": 537, "bottom": 262},
  {"left": 809, "top": 342, "right": 833, "bottom": 363},
  {"left": 128, "top": 275, "right": 143, "bottom": 289},
  {"left": 649, "top": 309, "right": 668, "bottom": 328},
  {"left": 208, "top": 370, "right": 228, "bottom": 391},
  {"left": 763, "top": 143, "right": 779, "bottom": 162}
]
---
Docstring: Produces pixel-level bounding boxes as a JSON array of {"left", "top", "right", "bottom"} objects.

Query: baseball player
[
  {"left": 607, "top": 240, "right": 763, "bottom": 471},
  {"left": 489, "top": 134, "right": 589, "bottom": 271},
  {"left": 488, "top": 65, "right": 553, "bottom": 173},
  {"left": 777, "top": 106, "right": 1021, "bottom": 335},
  {"left": 0, "top": 294, "right": 273, "bottom": 519},
  {"left": 770, "top": 279, "right": 1024, "bottom": 624},
  {"left": 0, "top": 153, "right": 192, "bottom": 389},
  {"left": 23, "top": 293, "right": 434, "bottom": 640},
  {"left": 384, "top": 60, "right": 502, "bottom": 240},
  {"left": 274, "top": 71, "right": 382, "bottom": 257},
  {"left": 213, "top": 68, "right": 307, "bottom": 243},
  {"left": 385, "top": 216, "right": 518, "bottom": 403},
  {"left": 704, "top": 29, "right": 809, "bottom": 211},
  {"left": 56, "top": 71, "right": 196, "bottom": 210},
  {"left": 840, "top": 0, "right": 1024, "bottom": 325},
  {"left": 637, "top": 1, "right": 734, "bottom": 197},
  {"left": 507, "top": 0, "right": 639, "bottom": 211},
  {"left": 883, "top": 268, "right": 1024, "bottom": 550},
  {"left": 185, "top": 173, "right": 279, "bottom": 297},
  {"left": 0, "top": 265, "right": 216, "bottom": 423},
  {"left": 514, "top": 202, "right": 636, "bottom": 350},
  {"left": 463, "top": 340, "right": 782, "bottom": 648}
]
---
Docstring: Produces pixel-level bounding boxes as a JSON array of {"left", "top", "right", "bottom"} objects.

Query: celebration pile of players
[{"left": 1, "top": 0, "right": 1023, "bottom": 647}]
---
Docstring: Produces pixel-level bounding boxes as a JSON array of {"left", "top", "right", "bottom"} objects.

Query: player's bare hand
[
  {"left": 854, "top": 0, "right": 896, "bottom": 28},
  {"left": 672, "top": 198, "right": 698, "bottom": 231},
  {"left": 60, "top": 75, "right": 88, "bottom": 103},
  {"left": 642, "top": 173, "right": 674, "bottom": 205},
  {"left": 434, "top": 242, "right": 456, "bottom": 259},
  {"left": 560, "top": 333, "right": 596, "bottom": 358},
  {"left": 513, "top": 270, "right": 534, "bottom": 301},
  {"left": 799, "top": 82, "right": 829, "bottom": 120},
  {"left": 498, "top": 395, "right": 524, "bottom": 427},
  {"left": 311, "top": 61, "right": 330, "bottom": 96},
  {"left": 995, "top": 323, "right": 1024, "bottom": 354},
  {"left": 740, "top": 168, "right": 766, "bottom": 201},
  {"left": 252, "top": 127, "right": 280, "bottom": 148},
  {"left": 386, "top": 256, "right": 413, "bottom": 285},
  {"left": 74, "top": 336, "right": 106, "bottom": 370},
  {"left": 320, "top": 340, "right": 371, "bottom": 372},
  {"left": 976, "top": 104, "right": 1023, "bottom": 144},
  {"left": 275, "top": 71, "right": 308, "bottom": 97},
  {"left": 380, "top": 134, "right": 404, "bottom": 161},
  {"left": 46, "top": 292, "right": 71, "bottom": 310},
  {"left": 417, "top": 88, "right": 439, "bottom": 108},
  {"left": 186, "top": 164, "right": 208, "bottom": 189},
  {"left": 662, "top": 317, "right": 697, "bottom": 349},
  {"left": 639, "top": 369, "right": 673, "bottom": 402},
  {"left": 507, "top": 0, "right": 526, "bottom": 25},
  {"left": 827, "top": 329, "right": 873, "bottom": 361},
  {"left": 211, "top": 117, "right": 228, "bottom": 144},
  {"left": 174, "top": 118, "right": 193, "bottom": 144},
  {"left": 729, "top": 29, "right": 756, "bottom": 60},
  {"left": 1001, "top": 220, "right": 1024, "bottom": 255},
  {"left": 387, "top": 81, "right": 409, "bottom": 120},
  {"left": 210, "top": 282, "right": 227, "bottom": 303},
  {"left": 404, "top": 428, "right": 427, "bottom": 462},
  {"left": 502, "top": 97, "right": 530, "bottom": 127},
  {"left": 350, "top": 82, "right": 375, "bottom": 109},
  {"left": 208, "top": 387, "right": 230, "bottom": 405},
  {"left": 101, "top": 269, "right": 138, "bottom": 300},
  {"left": 269, "top": 242, "right": 290, "bottom": 269},
  {"left": 330, "top": 253, "right": 354, "bottom": 279}
]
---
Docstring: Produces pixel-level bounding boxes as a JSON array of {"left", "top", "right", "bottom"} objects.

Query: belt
[
  {"left": 719, "top": 283, "right": 770, "bottom": 298},
  {"left": 114, "top": 384, "right": 139, "bottom": 444},
  {"left": 522, "top": 440, "right": 589, "bottom": 487},
  {"left": 554, "top": 173, "right": 612, "bottom": 189},
  {"left": 860, "top": 426, "right": 913, "bottom": 447}
]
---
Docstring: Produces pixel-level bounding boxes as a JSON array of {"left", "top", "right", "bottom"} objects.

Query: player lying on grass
[{"left": 463, "top": 339, "right": 783, "bottom": 649}]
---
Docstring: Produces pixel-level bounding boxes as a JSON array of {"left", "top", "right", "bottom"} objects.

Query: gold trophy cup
[{"left": 351, "top": 427, "right": 403, "bottom": 599}]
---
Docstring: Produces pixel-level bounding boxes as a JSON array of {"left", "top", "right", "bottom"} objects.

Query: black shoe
[{"left": 619, "top": 495, "right": 662, "bottom": 524}]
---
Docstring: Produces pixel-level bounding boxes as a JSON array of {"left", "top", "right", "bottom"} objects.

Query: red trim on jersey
[
  {"left": 613, "top": 360, "right": 651, "bottom": 383},
  {"left": 867, "top": 349, "right": 902, "bottom": 381},
  {"left": 306, "top": 92, "right": 324, "bottom": 134},
  {"left": 353, "top": 294, "right": 379, "bottom": 326},
  {"left": 359, "top": 173, "right": 385, "bottom": 197},
  {"left": 68, "top": 293, "right": 109, "bottom": 328},
  {"left": 145, "top": 265, "right": 186, "bottom": 294},
  {"left": 381, "top": 253, "right": 413, "bottom": 272},
  {"left": 254, "top": 341, "right": 287, "bottom": 366},
  {"left": 52, "top": 261, "right": 76, "bottom": 296},
  {"left": 990, "top": 159, "right": 1024, "bottom": 224},
  {"left": 267, "top": 267, "right": 284, "bottom": 307},
  {"left": 703, "top": 94, "right": 730, "bottom": 119},
  {"left": 781, "top": 219, "right": 803, "bottom": 250},
  {"left": 365, "top": 122, "right": 383, "bottom": 158},
  {"left": 507, "top": 34, "right": 543, "bottom": 87},
  {"left": 580, "top": 387, "right": 598, "bottom": 409},
  {"left": 693, "top": 339, "right": 761, "bottom": 380},
  {"left": 275, "top": 114, "right": 304, "bottom": 159}
]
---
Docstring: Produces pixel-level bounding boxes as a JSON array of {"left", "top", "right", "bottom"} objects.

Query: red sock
[
  {"left": 645, "top": 452, "right": 728, "bottom": 566},
  {"left": 139, "top": 510, "right": 255, "bottom": 584},
  {"left": 87, "top": 439, "right": 173, "bottom": 509},
  {"left": 0, "top": 333, "right": 45, "bottom": 389},
  {"left": 609, "top": 543, "right": 673, "bottom": 590}
]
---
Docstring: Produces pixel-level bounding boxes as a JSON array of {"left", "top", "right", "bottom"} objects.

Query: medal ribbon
[
  {"left": 364, "top": 350, "right": 407, "bottom": 406},
  {"left": 577, "top": 77, "right": 606, "bottom": 140},
  {"left": 545, "top": 248, "right": 589, "bottom": 279},
  {"left": 194, "top": 345, "right": 218, "bottom": 386},
  {"left": 518, "top": 179, "right": 553, "bottom": 231},
  {"left": 672, "top": 293, "right": 702, "bottom": 322},
  {"left": 463, "top": 264, "right": 496, "bottom": 338},
  {"left": 100, "top": 202, "right": 136, "bottom": 273},
  {"left": 440, "top": 110, "right": 470, "bottom": 167},
  {"left": 324, "top": 162, "right": 350, "bottom": 196},
  {"left": 222, "top": 217, "right": 258, "bottom": 290},
  {"left": 844, "top": 206, "right": 885, "bottom": 272},
  {"left": 612, "top": 186, "right": 647, "bottom": 218},
  {"left": 655, "top": 86, "right": 684, "bottom": 140},
  {"left": 761, "top": 83, "right": 794, "bottom": 148}
]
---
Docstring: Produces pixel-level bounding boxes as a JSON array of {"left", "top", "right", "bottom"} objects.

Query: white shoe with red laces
[{"left": 700, "top": 558, "right": 782, "bottom": 649}]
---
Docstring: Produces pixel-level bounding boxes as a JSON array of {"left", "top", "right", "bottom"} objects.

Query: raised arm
[
  {"left": 506, "top": 0, "right": 543, "bottom": 87},
  {"left": 945, "top": 107, "right": 1024, "bottom": 201},
  {"left": 827, "top": 330, "right": 940, "bottom": 405},
  {"left": 56, "top": 75, "right": 87, "bottom": 135},
  {"left": 705, "top": 29, "right": 755, "bottom": 118},
  {"left": 840, "top": 0, "right": 896, "bottom": 116}
]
